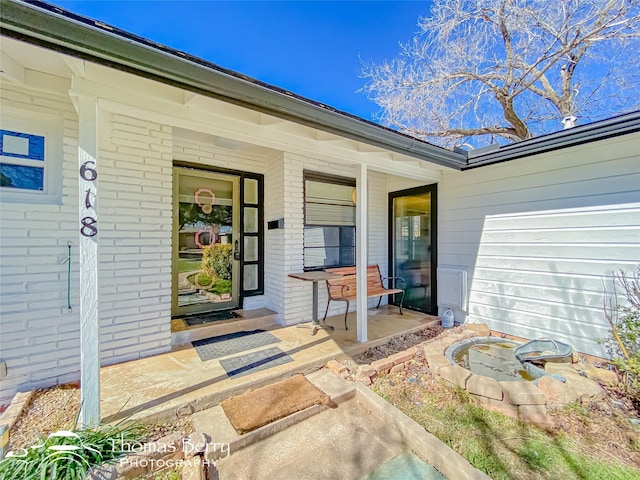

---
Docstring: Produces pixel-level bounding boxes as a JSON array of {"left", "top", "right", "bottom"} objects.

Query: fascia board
[{"left": 464, "top": 111, "right": 640, "bottom": 169}]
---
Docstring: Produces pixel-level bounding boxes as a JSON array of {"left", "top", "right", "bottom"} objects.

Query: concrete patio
[{"left": 100, "top": 306, "right": 438, "bottom": 422}]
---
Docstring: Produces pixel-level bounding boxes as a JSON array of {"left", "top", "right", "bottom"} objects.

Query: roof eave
[
  {"left": 463, "top": 111, "right": 640, "bottom": 169},
  {"left": 0, "top": 0, "right": 466, "bottom": 170}
]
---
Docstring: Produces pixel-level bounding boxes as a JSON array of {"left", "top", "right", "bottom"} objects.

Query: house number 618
[{"left": 80, "top": 160, "right": 98, "bottom": 238}]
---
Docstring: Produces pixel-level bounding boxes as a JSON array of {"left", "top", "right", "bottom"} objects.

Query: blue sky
[{"left": 51, "top": 1, "right": 432, "bottom": 122}]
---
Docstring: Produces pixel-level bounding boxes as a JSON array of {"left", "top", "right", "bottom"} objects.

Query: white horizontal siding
[{"left": 438, "top": 133, "right": 640, "bottom": 357}]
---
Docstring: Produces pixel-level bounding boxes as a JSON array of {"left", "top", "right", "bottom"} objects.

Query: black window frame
[{"left": 303, "top": 170, "right": 356, "bottom": 272}]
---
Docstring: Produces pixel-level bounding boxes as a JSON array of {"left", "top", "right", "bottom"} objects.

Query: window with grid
[{"left": 303, "top": 171, "right": 356, "bottom": 271}]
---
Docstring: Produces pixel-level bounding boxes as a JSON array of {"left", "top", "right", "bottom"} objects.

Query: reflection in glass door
[
  {"left": 173, "top": 168, "right": 240, "bottom": 316},
  {"left": 389, "top": 185, "right": 437, "bottom": 314}
]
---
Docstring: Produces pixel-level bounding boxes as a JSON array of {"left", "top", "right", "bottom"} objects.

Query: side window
[
  {"left": 303, "top": 171, "right": 356, "bottom": 271},
  {"left": 0, "top": 129, "right": 46, "bottom": 191},
  {"left": 0, "top": 113, "right": 62, "bottom": 203}
]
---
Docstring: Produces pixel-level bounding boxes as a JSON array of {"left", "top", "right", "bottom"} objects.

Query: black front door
[{"left": 389, "top": 184, "right": 437, "bottom": 314}]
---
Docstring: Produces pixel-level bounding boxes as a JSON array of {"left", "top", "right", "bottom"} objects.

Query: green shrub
[
  {"left": 0, "top": 421, "right": 144, "bottom": 480},
  {"left": 196, "top": 272, "right": 212, "bottom": 287},
  {"left": 211, "top": 279, "right": 232, "bottom": 296},
  {"left": 201, "top": 243, "right": 233, "bottom": 281}
]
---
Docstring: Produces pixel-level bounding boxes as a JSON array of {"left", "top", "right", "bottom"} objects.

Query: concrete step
[
  {"left": 171, "top": 308, "right": 278, "bottom": 347},
  {"left": 190, "top": 369, "right": 355, "bottom": 462}
]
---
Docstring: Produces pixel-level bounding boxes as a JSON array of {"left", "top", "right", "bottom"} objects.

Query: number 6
[{"left": 80, "top": 161, "right": 97, "bottom": 181}]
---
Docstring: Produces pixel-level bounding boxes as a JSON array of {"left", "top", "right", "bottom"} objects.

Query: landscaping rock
[
  {"left": 424, "top": 354, "right": 451, "bottom": 373},
  {"left": 357, "top": 364, "right": 375, "bottom": 378},
  {"left": 421, "top": 341, "right": 446, "bottom": 357},
  {"left": 0, "top": 390, "right": 34, "bottom": 433},
  {"left": 545, "top": 363, "right": 579, "bottom": 376},
  {"left": 439, "top": 335, "right": 466, "bottom": 348},
  {"left": 182, "top": 455, "right": 205, "bottom": 480},
  {"left": 177, "top": 403, "right": 196, "bottom": 417},
  {"left": 184, "top": 431, "right": 210, "bottom": 457},
  {"left": 564, "top": 374, "right": 605, "bottom": 404},
  {"left": 390, "top": 363, "right": 405, "bottom": 374},
  {"left": 326, "top": 360, "right": 347, "bottom": 376},
  {"left": 571, "top": 350, "right": 581, "bottom": 363},
  {"left": 371, "top": 357, "right": 394, "bottom": 374},
  {"left": 356, "top": 365, "right": 375, "bottom": 385},
  {"left": 438, "top": 365, "right": 471, "bottom": 389},
  {"left": 465, "top": 323, "right": 490, "bottom": 337},
  {"left": 500, "top": 381, "right": 545, "bottom": 406},
  {"left": 467, "top": 374, "right": 503, "bottom": 401},
  {"left": 474, "top": 396, "right": 518, "bottom": 419},
  {"left": 537, "top": 376, "right": 576, "bottom": 409},
  {"left": 388, "top": 350, "right": 414, "bottom": 365},
  {"left": 582, "top": 365, "right": 619, "bottom": 386}
]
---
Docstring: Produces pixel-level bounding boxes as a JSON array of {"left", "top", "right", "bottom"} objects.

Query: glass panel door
[
  {"left": 389, "top": 185, "right": 437, "bottom": 314},
  {"left": 173, "top": 168, "right": 240, "bottom": 316}
]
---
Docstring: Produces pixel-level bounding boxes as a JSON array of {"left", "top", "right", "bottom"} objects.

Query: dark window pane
[
  {"left": 303, "top": 226, "right": 355, "bottom": 269},
  {"left": 0, "top": 164, "right": 44, "bottom": 190}
]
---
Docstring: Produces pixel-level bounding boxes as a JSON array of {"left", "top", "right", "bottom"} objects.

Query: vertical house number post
[{"left": 78, "top": 97, "right": 100, "bottom": 427}]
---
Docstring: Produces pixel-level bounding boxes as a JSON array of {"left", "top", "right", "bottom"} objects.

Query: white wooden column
[
  {"left": 355, "top": 164, "right": 368, "bottom": 342},
  {"left": 77, "top": 96, "right": 100, "bottom": 427}
]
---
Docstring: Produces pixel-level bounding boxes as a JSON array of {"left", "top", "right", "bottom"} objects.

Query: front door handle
[{"left": 234, "top": 239, "right": 240, "bottom": 260}]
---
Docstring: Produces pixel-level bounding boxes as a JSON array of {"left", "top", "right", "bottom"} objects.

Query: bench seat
[{"left": 322, "top": 265, "right": 405, "bottom": 330}]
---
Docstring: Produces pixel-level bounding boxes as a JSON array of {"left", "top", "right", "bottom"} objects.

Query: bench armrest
[
  {"left": 385, "top": 276, "right": 406, "bottom": 289},
  {"left": 327, "top": 283, "right": 350, "bottom": 298}
]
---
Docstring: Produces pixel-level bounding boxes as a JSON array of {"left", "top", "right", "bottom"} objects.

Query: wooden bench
[{"left": 322, "top": 265, "right": 405, "bottom": 330}]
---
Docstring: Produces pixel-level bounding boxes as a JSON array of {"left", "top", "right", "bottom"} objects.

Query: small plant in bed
[
  {"left": 0, "top": 420, "right": 145, "bottom": 480},
  {"left": 196, "top": 272, "right": 212, "bottom": 287},
  {"left": 211, "top": 279, "right": 232, "bottom": 295}
]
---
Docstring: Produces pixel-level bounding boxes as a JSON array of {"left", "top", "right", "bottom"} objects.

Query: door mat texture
[
  {"left": 184, "top": 310, "right": 240, "bottom": 326},
  {"left": 192, "top": 330, "right": 279, "bottom": 362},
  {"left": 221, "top": 374, "right": 330, "bottom": 434},
  {"left": 219, "top": 346, "right": 293, "bottom": 378}
]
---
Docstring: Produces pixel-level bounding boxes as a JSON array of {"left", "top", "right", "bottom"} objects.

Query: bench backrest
[{"left": 325, "top": 265, "right": 384, "bottom": 291}]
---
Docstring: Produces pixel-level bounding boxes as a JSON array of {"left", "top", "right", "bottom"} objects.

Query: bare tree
[{"left": 361, "top": 0, "right": 640, "bottom": 148}]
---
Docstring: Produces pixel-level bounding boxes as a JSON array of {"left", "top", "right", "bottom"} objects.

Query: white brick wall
[
  {"left": 0, "top": 84, "right": 175, "bottom": 404},
  {"left": 0, "top": 84, "right": 81, "bottom": 405},
  {"left": 173, "top": 135, "right": 268, "bottom": 175},
  {"left": 97, "top": 114, "right": 173, "bottom": 364},
  {"left": 264, "top": 152, "right": 286, "bottom": 321},
  {"left": 0, "top": 87, "right": 403, "bottom": 405}
]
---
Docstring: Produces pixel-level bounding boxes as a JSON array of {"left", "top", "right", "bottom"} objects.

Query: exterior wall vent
[{"left": 437, "top": 268, "right": 468, "bottom": 309}]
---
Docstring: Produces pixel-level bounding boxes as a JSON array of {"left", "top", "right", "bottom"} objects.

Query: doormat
[
  {"left": 184, "top": 310, "right": 240, "bottom": 326},
  {"left": 219, "top": 346, "right": 293, "bottom": 379},
  {"left": 220, "top": 374, "right": 330, "bottom": 434},
  {"left": 192, "top": 330, "right": 280, "bottom": 362}
]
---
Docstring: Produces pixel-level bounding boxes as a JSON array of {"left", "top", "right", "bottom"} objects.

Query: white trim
[
  {"left": 356, "top": 164, "right": 368, "bottom": 343},
  {"left": 77, "top": 96, "right": 100, "bottom": 427}
]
